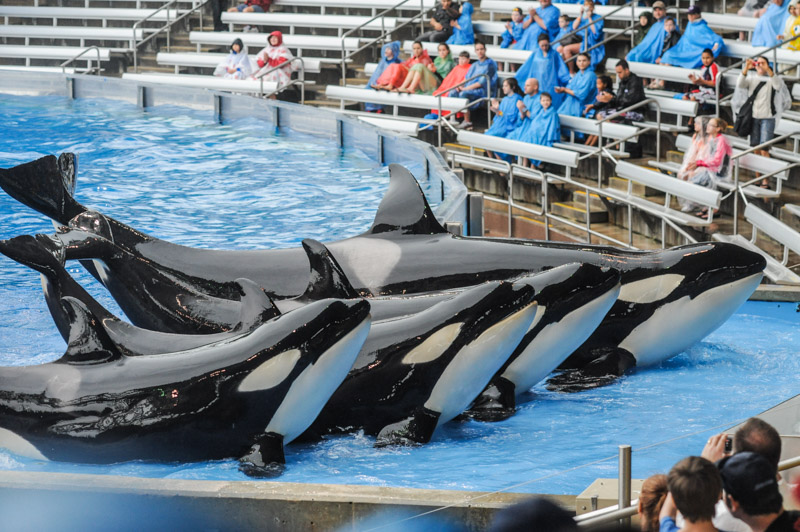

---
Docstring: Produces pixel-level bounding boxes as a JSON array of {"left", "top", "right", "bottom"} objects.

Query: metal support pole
[
  {"left": 619, "top": 445, "right": 632, "bottom": 528},
  {"left": 733, "top": 160, "right": 740, "bottom": 235}
]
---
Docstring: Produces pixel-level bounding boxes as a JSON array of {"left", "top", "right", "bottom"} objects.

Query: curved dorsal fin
[
  {"left": 234, "top": 278, "right": 280, "bottom": 331},
  {"left": 367, "top": 164, "right": 448, "bottom": 235},
  {"left": 299, "top": 239, "right": 360, "bottom": 300},
  {"left": 58, "top": 297, "right": 121, "bottom": 365}
]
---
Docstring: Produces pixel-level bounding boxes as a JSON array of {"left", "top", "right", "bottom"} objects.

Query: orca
[
  {"left": 0, "top": 154, "right": 766, "bottom": 373},
  {"left": 0, "top": 294, "right": 371, "bottom": 477}
]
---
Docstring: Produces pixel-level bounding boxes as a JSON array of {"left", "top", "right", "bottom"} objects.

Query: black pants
[
  {"left": 418, "top": 28, "right": 452, "bottom": 43},
  {"left": 211, "top": 0, "right": 226, "bottom": 31}
]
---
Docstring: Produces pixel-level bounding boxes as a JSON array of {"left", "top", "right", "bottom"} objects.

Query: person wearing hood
[
  {"left": 753, "top": 0, "right": 792, "bottom": 46},
  {"left": 780, "top": 0, "right": 800, "bottom": 49},
  {"left": 253, "top": 31, "right": 295, "bottom": 87},
  {"left": 658, "top": 7, "right": 723, "bottom": 69},
  {"left": 366, "top": 41, "right": 402, "bottom": 112},
  {"left": 521, "top": 91, "right": 560, "bottom": 169},
  {"left": 395, "top": 42, "right": 454, "bottom": 94},
  {"left": 447, "top": 2, "right": 475, "bottom": 45},
  {"left": 213, "top": 38, "right": 253, "bottom": 80},
  {"left": 373, "top": 41, "right": 433, "bottom": 91},
  {"left": 634, "top": 11, "right": 654, "bottom": 46}
]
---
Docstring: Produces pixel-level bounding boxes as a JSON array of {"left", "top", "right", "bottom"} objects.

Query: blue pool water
[{"left": 0, "top": 94, "right": 798, "bottom": 496}]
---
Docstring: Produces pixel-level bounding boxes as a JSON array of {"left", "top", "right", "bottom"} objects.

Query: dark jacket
[{"left": 612, "top": 72, "right": 645, "bottom": 110}]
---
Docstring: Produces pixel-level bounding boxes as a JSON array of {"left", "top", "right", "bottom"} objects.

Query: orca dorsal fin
[
  {"left": 58, "top": 296, "right": 121, "bottom": 365},
  {"left": 367, "top": 164, "right": 448, "bottom": 235},
  {"left": 299, "top": 239, "right": 361, "bottom": 300},
  {"left": 234, "top": 278, "right": 280, "bottom": 330}
]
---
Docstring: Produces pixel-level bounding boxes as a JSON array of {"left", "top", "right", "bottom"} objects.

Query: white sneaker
[{"left": 456, "top": 121, "right": 473, "bottom": 130}]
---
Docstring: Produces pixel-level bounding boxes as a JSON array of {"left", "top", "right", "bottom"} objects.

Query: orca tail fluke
[
  {"left": 0, "top": 153, "right": 85, "bottom": 225},
  {"left": 238, "top": 432, "right": 286, "bottom": 478},
  {"left": 0, "top": 234, "right": 64, "bottom": 275},
  {"left": 375, "top": 407, "right": 441, "bottom": 447}
]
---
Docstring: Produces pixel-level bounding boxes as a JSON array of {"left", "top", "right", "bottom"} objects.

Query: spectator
[
  {"left": 647, "top": 17, "right": 681, "bottom": 89},
  {"left": 677, "top": 116, "right": 712, "bottom": 182},
  {"left": 366, "top": 41, "right": 402, "bottom": 112},
  {"left": 598, "top": 59, "right": 645, "bottom": 123},
  {"left": 213, "top": 38, "right": 253, "bottom": 80},
  {"left": 514, "top": 34, "right": 571, "bottom": 109},
  {"left": 739, "top": 0, "right": 773, "bottom": 41},
  {"left": 637, "top": 474, "right": 668, "bottom": 532},
  {"left": 556, "top": 52, "right": 597, "bottom": 117},
  {"left": 228, "top": 0, "right": 270, "bottom": 14},
  {"left": 683, "top": 48, "right": 719, "bottom": 114},
  {"left": 418, "top": 0, "right": 459, "bottom": 43},
  {"left": 500, "top": 8, "right": 526, "bottom": 49},
  {"left": 395, "top": 42, "right": 454, "bottom": 94},
  {"left": 554, "top": 14, "right": 582, "bottom": 57},
  {"left": 680, "top": 117, "right": 731, "bottom": 216},
  {"left": 753, "top": 0, "right": 791, "bottom": 47},
  {"left": 521, "top": 91, "right": 560, "bottom": 169},
  {"left": 626, "top": 1, "right": 667, "bottom": 63},
  {"left": 659, "top": 6, "right": 723, "bottom": 69},
  {"left": 583, "top": 74, "right": 614, "bottom": 145},
  {"left": 253, "top": 31, "right": 295, "bottom": 88},
  {"left": 634, "top": 11, "right": 654, "bottom": 46},
  {"left": 485, "top": 78, "right": 525, "bottom": 160},
  {"left": 447, "top": 1, "right": 475, "bottom": 45},
  {"left": 490, "top": 496, "right": 578, "bottom": 532},
  {"left": 507, "top": 77, "right": 542, "bottom": 143},
  {"left": 373, "top": 41, "right": 432, "bottom": 91},
  {"left": 514, "top": 0, "right": 561, "bottom": 51},
  {"left": 780, "top": 0, "right": 800, "bottom": 49},
  {"left": 575, "top": 0, "right": 605, "bottom": 72},
  {"left": 422, "top": 50, "right": 471, "bottom": 127},
  {"left": 659, "top": 456, "right": 724, "bottom": 532},
  {"left": 448, "top": 40, "right": 498, "bottom": 129},
  {"left": 718, "top": 452, "right": 800, "bottom": 532}
]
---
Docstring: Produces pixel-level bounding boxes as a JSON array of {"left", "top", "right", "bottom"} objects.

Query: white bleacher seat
[
  {"left": 325, "top": 84, "right": 468, "bottom": 113},
  {"left": 274, "top": 0, "right": 436, "bottom": 15},
  {"left": 480, "top": 1, "right": 650, "bottom": 22},
  {"left": 0, "top": 25, "right": 144, "bottom": 49},
  {"left": 0, "top": 6, "right": 184, "bottom": 24},
  {"left": 605, "top": 58, "right": 738, "bottom": 89},
  {"left": 702, "top": 13, "right": 758, "bottom": 33},
  {"left": 404, "top": 40, "right": 531, "bottom": 68},
  {"left": 610, "top": 160, "right": 722, "bottom": 227},
  {"left": 556, "top": 115, "right": 638, "bottom": 157},
  {"left": 456, "top": 130, "right": 579, "bottom": 168},
  {"left": 221, "top": 13, "right": 398, "bottom": 33},
  {"left": 626, "top": 95, "right": 697, "bottom": 133},
  {"left": 721, "top": 39, "right": 800, "bottom": 66},
  {"left": 0, "top": 65, "right": 77, "bottom": 73},
  {"left": 358, "top": 115, "right": 419, "bottom": 136},
  {"left": 121, "top": 72, "right": 278, "bottom": 93},
  {"left": 0, "top": 45, "right": 111, "bottom": 62},
  {"left": 156, "top": 52, "right": 322, "bottom": 74},
  {"left": 713, "top": 203, "right": 800, "bottom": 285},
  {"left": 189, "top": 32, "right": 362, "bottom": 54}
]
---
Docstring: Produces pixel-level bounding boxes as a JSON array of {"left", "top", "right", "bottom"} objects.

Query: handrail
[
  {"left": 563, "top": 21, "right": 636, "bottom": 65},
  {"left": 133, "top": 0, "right": 210, "bottom": 73},
  {"left": 339, "top": 0, "right": 428, "bottom": 85},
  {"left": 552, "top": 0, "right": 636, "bottom": 48},
  {"left": 254, "top": 56, "right": 306, "bottom": 102},
  {"left": 60, "top": 46, "right": 102, "bottom": 75},
  {"left": 436, "top": 72, "right": 492, "bottom": 145},
  {"left": 597, "top": 97, "right": 661, "bottom": 185}
]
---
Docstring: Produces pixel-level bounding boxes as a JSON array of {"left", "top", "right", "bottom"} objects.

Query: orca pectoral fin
[
  {"left": 367, "top": 165, "right": 448, "bottom": 236},
  {"left": 463, "top": 377, "right": 518, "bottom": 423},
  {"left": 234, "top": 278, "right": 280, "bottom": 331},
  {"left": 299, "top": 239, "right": 361, "bottom": 300},
  {"left": 375, "top": 407, "right": 441, "bottom": 447},
  {"left": 58, "top": 297, "right": 121, "bottom": 365},
  {"left": 238, "top": 432, "right": 286, "bottom": 478},
  {"left": 546, "top": 348, "right": 637, "bottom": 393},
  {"left": 0, "top": 153, "right": 84, "bottom": 225}
]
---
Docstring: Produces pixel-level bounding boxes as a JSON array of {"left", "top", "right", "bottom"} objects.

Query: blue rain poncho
[
  {"left": 578, "top": 13, "right": 605, "bottom": 69},
  {"left": 447, "top": 2, "right": 475, "bottom": 45},
  {"left": 626, "top": 19, "right": 665, "bottom": 64},
  {"left": 500, "top": 20, "right": 525, "bottom": 48},
  {"left": 753, "top": 1, "right": 791, "bottom": 46},
  {"left": 464, "top": 57, "right": 499, "bottom": 97},
  {"left": 514, "top": 48, "right": 571, "bottom": 109},
  {"left": 557, "top": 68, "right": 597, "bottom": 117},
  {"left": 524, "top": 105, "right": 561, "bottom": 167},
  {"left": 486, "top": 93, "right": 524, "bottom": 137},
  {"left": 366, "top": 41, "right": 402, "bottom": 112},
  {"left": 507, "top": 93, "right": 542, "bottom": 142},
  {"left": 660, "top": 19, "right": 724, "bottom": 68},
  {"left": 513, "top": 5, "right": 561, "bottom": 51}
]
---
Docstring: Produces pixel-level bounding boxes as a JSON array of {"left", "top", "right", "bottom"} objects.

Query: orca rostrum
[{"left": 0, "top": 154, "right": 766, "bottom": 375}]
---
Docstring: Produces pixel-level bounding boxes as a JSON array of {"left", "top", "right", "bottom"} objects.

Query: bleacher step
[
  {"left": 780, "top": 204, "right": 800, "bottom": 232},
  {"left": 572, "top": 190, "right": 608, "bottom": 212},
  {"left": 551, "top": 201, "right": 608, "bottom": 224}
]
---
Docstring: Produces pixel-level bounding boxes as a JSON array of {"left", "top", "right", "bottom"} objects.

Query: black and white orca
[{"left": 0, "top": 154, "right": 766, "bottom": 375}]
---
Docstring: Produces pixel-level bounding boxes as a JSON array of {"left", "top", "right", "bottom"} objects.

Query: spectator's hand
[
  {"left": 659, "top": 493, "right": 678, "bottom": 522},
  {"left": 597, "top": 92, "right": 612, "bottom": 103},
  {"left": 517, "top": 100, "right": 525, "bottom": 110},
  {"left": 427, "top": 62, "right": 437, "bottom": 73},
  {"left": 655, "top": 58, "right": 661, "bottom": 64},
  {"left": 554, "top": 86, "right": 564, "bottom": 93},
  {"left": 584, "top": 103, "right": 594, "bottom": 112},
  {"left": 688, "top": 73, "right": 697, "bottom": 83},
  {"left": 744, "top": 58, "right": 754, "bottom": 72},
  {"left": 778, "top": 34, "right": 785, "bottom": 41},
  {"left": 702, "top": 433, "right": 731, "bottom": 463},
  {"left": 506, "top": 22, "right": 512, "bottom": 30}
]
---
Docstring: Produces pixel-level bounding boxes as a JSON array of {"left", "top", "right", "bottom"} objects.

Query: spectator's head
[
  {"left": 559, "top": 14, "right": 570, "bottom": 28},
  {"left": 664, "top": 17, "right": 676, "bottom": 33},
  {"left": 701, "top": 48, "right": 714, "bottom": 67},
  {"left": 707, "top": 117, "right": 727, "bottom": 136},
  {"left": 538, "top": 33, "right": 551, "bottom": 53},
  {"left": 524, "top": 77, "right": 539, "bottom": 95},
  {"left": 651, "top": 1, "right": 666, "bottom": 20},
  {"left": 512, "top": 7, "right": 524, "bottom": 23},
  {"left": 639, "top": 11, "right": 653, "bottom": 29},
  {"left": 504, "top": 77, "right": 523, "bottom": 96},
  {"left": 667, "top": 456, "right": 722, "bottom": 524},
  {"left": 540, "top": 92, "right": 552, "bottom": 109},
  {"left": 584, "top": 0, "right": 595, "bottom": 14},
  {"left": 441, "top": 0, "right": 452, "bottom": 9},
  {"left": 458, "top": 50, "right": 471, "bottom": 65},
  {"left": 637, "top": 474, "right": 668, "bottom": 532},
  {"left": 576, "top": 52, "right": 591, "bottom": 71},
  {"left": 615, "top": 59, "right": 631, "bottom": 80},
  {"left": 695, "top": 115, "right": 711, "bottom": 136},
  {"left": 474, "top": 40, "right": 487, "bottom": 60},
  {"left": 687, "top": 4, "right": 702, "bottom": 21},
  {"left": 268, "top": 31, "right": 283, "bottom": 47},
  {"left": 719, "top": 452, "right": 783, "bottom": 518},
  {"left": 231, "top": 38, "right": 244, "bottom": 54},
  {"left": 459, "top": 1, "right": 473, "bottom": 16},
  {"left": 754, "top": 56, "right": 773, "bottom": 76},
  {"left": 412, "top": 41, "right": 424, "bottom": 58},
  {"left": 733, "top": 417, "right": 782, "bottom": 469},
  {"left": 437, "top": 42, "right": 451, "bottom": 59},
  {"left": 383, "top": 41, "right": 399, "bottom": 60},
  {"left": 597, "top": 74, "right": 612, "bottom": 92},
  {"left": 540, "top": 0, "right": 552, "bottom": 8},
  {"left": 490, "top": 496, "right": 578, "bottom": 532}
]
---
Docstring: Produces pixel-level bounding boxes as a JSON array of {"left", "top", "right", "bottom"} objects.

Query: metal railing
[
  {"left": 60, "top": 46, "right": 103, "bottom": 75},
  {"left": 339, "top": 0, "right": 428, "bottom": 85},
  {"left": 552, "top": 0, "right": 638, "bottom": 51},
  {"left": 254, "top": 56, "right": 306, "bottom": 102},
  {"left": 433, "top": 72, "right": 493, "bottom": 146},
  {"left": 133, "top": 0, "right": 210, "bottom": 73},
  {"left": 597, "top": 97, "right": 662, "bottom": 185}
]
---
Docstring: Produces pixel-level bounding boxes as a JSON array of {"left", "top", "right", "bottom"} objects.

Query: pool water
[{"left": 0, "top": 94, "right": 798, "bottom": 496}]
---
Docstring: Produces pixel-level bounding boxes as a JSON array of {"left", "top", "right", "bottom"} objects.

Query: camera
[{"left": 725, "top": 436, "right": 732, "bottom": 453}]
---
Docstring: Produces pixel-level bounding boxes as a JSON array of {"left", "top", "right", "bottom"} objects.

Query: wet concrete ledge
[
  {"left": 751, "top": 284, "right": 800, "bottom": 302},
  {"left": 0, "top": 470, "right": 572, "bottom": 531}
]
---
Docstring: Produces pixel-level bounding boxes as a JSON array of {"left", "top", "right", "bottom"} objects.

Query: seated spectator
[
  {"left": 521, "top": 91, "right": 560, "bottom": 169},
  {"left": 447, "top": 1, "right": 475, "bottom": 45},
  {"left": 515, "top": 34, "right": 571, "bottom": 109},
  {"left": 507, "top": 77, "right": 542, "bottom": 143},
  {"left": 575, "top": 0, "right": 605, "bottom": 72},
  {"left": 366, "top": 41, "right": 402, "bottom": 113},
  {"left": 680, "top": 117, "right": 731, "bottom": 216},
  {"left": 659, "top": 7, "right": 723, "bottom": 69},
  {"left": 583, "top": 74, "right": 614, "bottom": 146},
  {"left": 228, "top": 0, "right": 270, "bottom": 13},
  {"left": 780, "top": 0, "right": 800, "bottom": 49},
  {"left": 753, "top": 0, "right": 792, "bottom": 46},
  {"left": 514, "top": 0, "right": 561, "bottom": 51},
  {"left": 448, "top": 40, "right": 498, "bottom": 129},
  {"left": 554, "top": 14, "right": 582, "bottom": 58},
  {"left": 718, "top": 452, "right": 800, "bottom": 532},
  {"left": 418, "top": 0, "right": 459, "bottom": 43},
  {"left": 677, "top": 115, "right": 712, "bottom": 182},
  {"left": 485, "top": 78, "right": 524, "bottom": 159},
  {"left": 626, "top": 1, "right": 667, "bottom": 63},
  {"left": 598, "top": 60, "right": 645, "bottom": 123},
  {"left": 253, "top": 31, "right": 295, "bottom": 87},
  {"left": 659, "top": 456, "right": 724, "bottom": 532},
  {"left": 683, "top": 48, "right": 719, "bottom": 113},
  {"left": 396, "top": 42, "right": 454, "bottom": 94},
  {"left": 373, "top": 41, "right": 432, "bottom": 91},
  {"left": 556, "top": 53, "right": 597, "bottom": 117},
  {"left": 634, "top": 11, "right": 654, "bottom": 46},
  {"left": 213, "top": 38, "right": 253, "bottom": 80},
  {"left": 739, "top": 0, "right": 772, "bottom": 40},
  {"left": 647, "top": 17, "right": 681, "bottom": 89},
  {"left": 637, "top": 474, "right": 668, "bottom": 532},
  {"left": 500, "top": 7, "right": 526, "bottom": 49},
  {"left": 423, "top": 50, "right": 472, "bottom": 126}
]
